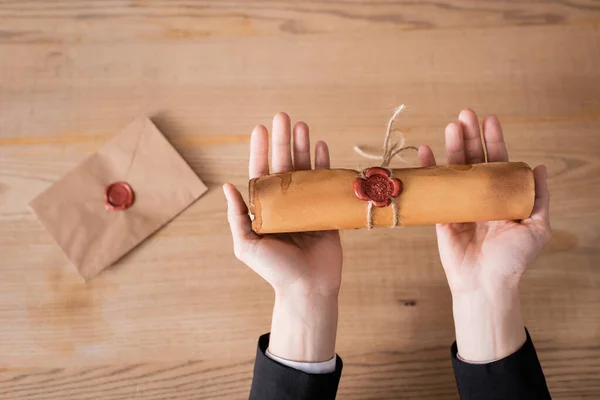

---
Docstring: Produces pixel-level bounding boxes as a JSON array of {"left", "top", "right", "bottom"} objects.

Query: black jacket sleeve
[
  {"left": 249, "top": 333, "right": 343, "bottom": 400},
  {"left": 451, "top": 329, "right": 551, "bottom": 400}
]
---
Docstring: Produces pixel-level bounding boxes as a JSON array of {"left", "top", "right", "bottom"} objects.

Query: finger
[
  {"left": 458, "top": 109, "right": 485, "bottom": 164},
  {"left": 445, "top": 122, "right": 466, "bottom": 165},
  {"left": 418, "top": 145, "right": 437, "bottom": 167},
  {"left": 482, "top": 115, "right": 509, "bottom": 162},
  {"left": 249, "top": 125, "right": 269, "bottom": 179},
  {"left": 223, "top": 183, "right": 256, "bottom": 249},
  {"left": 271, "top": 112, "right": 293, "bottom": 173},
  {"left": 293, "top": 121, "right": 311, "bottom": 170},
  {"left": 529, "top": 165, "right": 550, "bottom": 226},
  {"left": 314, "top": 141, "right": 330, "bottom": 169}
]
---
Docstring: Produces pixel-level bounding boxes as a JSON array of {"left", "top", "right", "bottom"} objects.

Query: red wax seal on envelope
[
  {"left": 354, "top": 167, "right": 402, "bottom": 207},
  {"left": 105, "top": 182, "right": 134, "bottom": 210}
]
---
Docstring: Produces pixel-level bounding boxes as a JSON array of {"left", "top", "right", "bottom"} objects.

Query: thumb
[
  {"left": 524, "top": 165, "right": 551, "bottom": 246},
  {"left": 223, "top": 183, "right": 257, "bottom": 259},
  {"left": 529, "top": 165, "right": 550, "bottom": 226}
]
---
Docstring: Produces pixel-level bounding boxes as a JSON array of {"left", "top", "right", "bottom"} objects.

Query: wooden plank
[
  {"left": 0, "top": 0, "right": 599, "bottom": 44},
  {"left": 1, "top": 1, "right": 600, "bottom": 399}
]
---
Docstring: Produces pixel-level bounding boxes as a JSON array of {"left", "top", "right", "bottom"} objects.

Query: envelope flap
[{"left": 125, "top": 119, "right": 207, "bottom": 217}]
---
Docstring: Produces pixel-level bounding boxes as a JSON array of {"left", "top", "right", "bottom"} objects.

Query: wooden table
[{"left": 1, "top": 1, "right": 599, "bottom": 399}]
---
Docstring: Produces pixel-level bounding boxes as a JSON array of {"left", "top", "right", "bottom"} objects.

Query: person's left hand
[
  {"left": 418, "top": 109, "right": 551, "bottom": 362},
  {"left": 223, "top": 112, "right": 342, "bottom": 362}
]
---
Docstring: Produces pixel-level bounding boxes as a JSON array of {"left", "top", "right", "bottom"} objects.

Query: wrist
[
  {"left": 451, "top": 283, "right": 526, "bottom": 363},
  {"left": 268, "top": 289, "right": 338, "bottom": 363}
]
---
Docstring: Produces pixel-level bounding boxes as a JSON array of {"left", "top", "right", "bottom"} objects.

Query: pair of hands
[{"left": 223, "top": 109, "right": 551, "bottom": 363}]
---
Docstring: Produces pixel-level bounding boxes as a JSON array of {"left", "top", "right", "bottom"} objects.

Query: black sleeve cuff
[
  {"left": 249, "top": 333, "right": 343, "bottom": 400},
  {"left": 451, "top": 329, "right": 551, "bottom": 400}
]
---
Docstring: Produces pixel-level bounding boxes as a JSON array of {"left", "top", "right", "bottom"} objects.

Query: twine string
[
  {"left": 355, "top": 105, "right": 416, "bottom": 229},
  {"left": 353, "top": 105, "right": 418, "bottom": 168}
]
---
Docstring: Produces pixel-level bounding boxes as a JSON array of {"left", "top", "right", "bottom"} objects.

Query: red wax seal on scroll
[
  {"left": 353, "top": 167, "right": 403, "bottom": 207},
  {"left": 105, "top": 182, "right": 134, "bottom": 211}
]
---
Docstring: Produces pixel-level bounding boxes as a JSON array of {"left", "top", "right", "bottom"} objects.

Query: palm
[
  {"left": 437, "top": 220, "right": 544, "bottom": 293},
  {"left": 418, "top": 110, "right": 550, "bottom": 293},
  {"left": 253, "top": 231, "right": 342, "bottom": 294}
]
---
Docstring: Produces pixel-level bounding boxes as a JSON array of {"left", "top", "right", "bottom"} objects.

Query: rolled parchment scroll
[{"left": 249, "top": 162, "right": 535, "bottom": 234}]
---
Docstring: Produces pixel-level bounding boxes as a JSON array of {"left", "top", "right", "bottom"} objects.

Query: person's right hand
[
  {"left": 418, "top": 109, "right": 551, "bottom": 362},
  {"left": 223, "top": 112, "right": 342, "bottom": 363}
]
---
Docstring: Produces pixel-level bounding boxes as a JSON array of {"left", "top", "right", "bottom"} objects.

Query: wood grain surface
[{"left": 1, "top": 1, "right": 600, "bottom": 399}]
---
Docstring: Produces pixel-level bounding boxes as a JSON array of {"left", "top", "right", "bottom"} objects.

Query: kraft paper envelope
[{"left": 30, "top": 117, "right": 208, "bottom": 280}]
